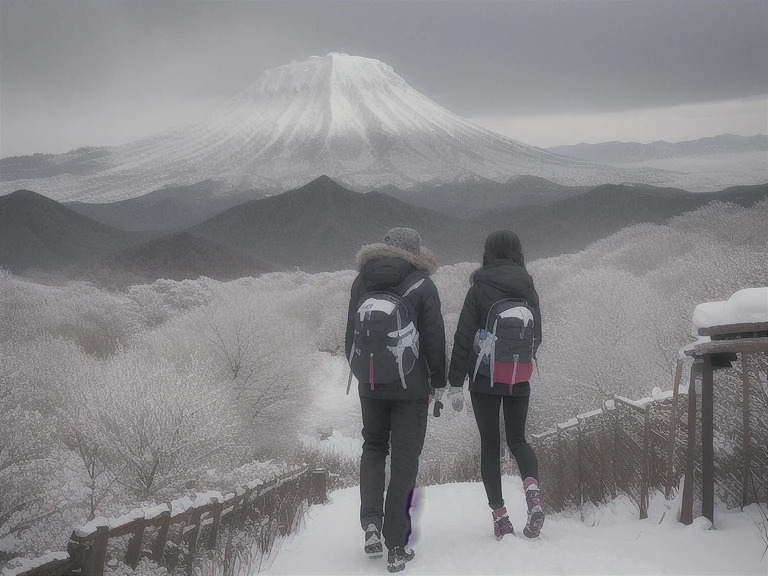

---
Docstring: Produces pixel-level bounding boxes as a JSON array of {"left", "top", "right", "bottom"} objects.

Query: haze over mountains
[
  {"left": 549, "top": 134, "right": 768, "bottom": 164},
  {"left": 2, "top": 53, "right": 740, "bottom": 203}
]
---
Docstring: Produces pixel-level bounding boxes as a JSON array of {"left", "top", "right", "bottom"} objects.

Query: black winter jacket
[
  {"left": 345, "top": 243, "right": 447, "bottom": 399},
  {"left": 448, "top": 259, "right": 542, "bottom": 396}
]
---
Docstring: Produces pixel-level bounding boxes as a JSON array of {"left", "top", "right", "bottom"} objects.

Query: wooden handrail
[{"left": 9, "top": 466, "right": 328, "bottom": 576}]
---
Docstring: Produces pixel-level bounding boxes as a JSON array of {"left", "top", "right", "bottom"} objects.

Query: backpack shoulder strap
[{"left": 398, "top": 271, "right": 427, "bottom": 297}]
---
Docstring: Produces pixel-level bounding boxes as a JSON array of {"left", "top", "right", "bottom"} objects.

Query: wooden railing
[
  {"left": 531, "top": 353, "right": 768, "bottom": 521},
  {"left": 7, "top": 467, "right": 328, "bottom": 576}
]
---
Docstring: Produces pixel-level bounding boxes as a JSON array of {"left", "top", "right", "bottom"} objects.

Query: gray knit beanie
[{"left": 383, "top": 227, "right": 422, "bottom": 256}]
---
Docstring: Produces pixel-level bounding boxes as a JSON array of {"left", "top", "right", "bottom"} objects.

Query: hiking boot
[
  {"left": 523, "top": 477, "right": 545, "bottom": 538},
  {"left": 364, "top": 523, "right": 383, "bottom": 559},
  {"left": 386, "top": 546, "right": 415, "bottom": 573},
  {"left": 492, "top": 506, "right": 515, "bottom": 540}
]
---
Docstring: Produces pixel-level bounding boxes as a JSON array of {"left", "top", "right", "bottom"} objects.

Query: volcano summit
[{"left": 3, "top": 53, "right": 669, "bottom": 202}]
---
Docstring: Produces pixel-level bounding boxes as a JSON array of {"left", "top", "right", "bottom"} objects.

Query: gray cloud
[{"left": 1, "top": 0, "right": 766, "bottom": 156}]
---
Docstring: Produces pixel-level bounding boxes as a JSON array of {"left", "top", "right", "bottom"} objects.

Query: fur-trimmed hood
[{"left": 356, "top": 243, "right": 437, "bottom": 276}]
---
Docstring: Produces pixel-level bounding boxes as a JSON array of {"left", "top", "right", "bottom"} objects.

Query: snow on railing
[{"left": 8, "top": 467, "right": 329, "bottom": 576}]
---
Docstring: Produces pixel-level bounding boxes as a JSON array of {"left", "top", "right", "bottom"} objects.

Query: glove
[
  {"left": 431, "top": 387, "right": 444, "bottom": 417},
  {"left": 447, "top": 386, "right": 464, "bottom": 412}
]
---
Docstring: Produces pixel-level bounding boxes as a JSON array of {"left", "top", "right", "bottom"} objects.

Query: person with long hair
[{"left": 441, "top": 229, "right": 544, "bottom": 540}]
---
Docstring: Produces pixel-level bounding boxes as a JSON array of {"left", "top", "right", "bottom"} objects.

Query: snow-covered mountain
[{"left": 0, "top": 53, "right": 692, "bottom": 202}]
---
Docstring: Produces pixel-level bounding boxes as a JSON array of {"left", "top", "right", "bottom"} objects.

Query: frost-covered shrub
[
  {"left": 0, "top": 449, "right": 89, "bottom": 562},
  {"left": 127, "top": 277, "right": 218, "bottom": 327},
  {"left": 0, "top": 274, "right": 142, "bottom": 357},
  {"left": 63, "top": 349, "right": 238, "bottom": 500}
]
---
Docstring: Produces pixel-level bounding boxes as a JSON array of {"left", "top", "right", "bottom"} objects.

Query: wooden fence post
[
  {"left": 665, "top": 359, "right": 683, "bottom": 498},
  {"left": 639, "top": 406, "right": 651, "bottom": 520},
  {"left": 601, "top": 400, "right": 616, "bottom": 500},
  {"left": 207, "top": 500, "right": 223, "bottom": 550},
  {"left": 613, "top": 403, "right": 622, "bottom": 495},
  {"left": 311, "top": 469, "right": 328, "bottom": 504},
  {"left": 701, "top": 354, "right": 714, "bottom": 526},
  {"left": 555, "top": 424, "right": 565, "bottom": 511},
  {"left": 741, "top": 352, "right": 751, "bottom": 509},
  {"left": 185, "top": 510, "right": 203, "bottom": 576},
  {"left": 681, "top": 362, "right": 699, "bottom": 525},
  {"left": 151, "top": 510, "right": 171, "bottom": 564},
  {"left": 73, "top": 525, "right": 108, "bottom": 576},
  {"left": 238, "top": 488, "right": 255, "bottom": 529},
  {"left": 576, "top": 418, "right": 585, "bottom": 507},
  {"left": 124, "top": 520, "right": 145, "bottom": 569}
]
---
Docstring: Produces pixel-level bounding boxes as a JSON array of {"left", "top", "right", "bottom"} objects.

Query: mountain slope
[
  {"left": 479, "top": 183, "right": 768, "bottom": 260},
  {"left": 78, "top": 232, "right": 275, "bottom": 288},
  {"left": 192, "top": 175, "right": 475, "bottom": 271},
  {"left": 0, "top": 190, "right": 146, "bottom": 272},
  {"left": 65, "top": 180, "right": 270, "bottom": 232},
  {"left": 1, "top": 53, "right": 671, "bottom": 202},
  {"left": 193, "top": 177, "right": 768, "bottom": 272}
]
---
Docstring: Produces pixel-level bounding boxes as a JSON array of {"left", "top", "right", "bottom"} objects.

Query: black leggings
[{"left": 471, "top": 391, "right": 539, "bottom": 510}]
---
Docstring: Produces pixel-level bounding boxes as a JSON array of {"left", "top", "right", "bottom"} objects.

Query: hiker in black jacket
[
  {"left": 345, "top": 227, "right": 446, "bottom": 573},
  {"left": 444, "top": 229, "right": 545, "bottom": 540}
]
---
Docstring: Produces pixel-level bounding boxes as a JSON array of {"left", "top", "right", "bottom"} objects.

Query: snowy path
[{"left": 266, "top": 477, "right": 767, "bottom": 575}]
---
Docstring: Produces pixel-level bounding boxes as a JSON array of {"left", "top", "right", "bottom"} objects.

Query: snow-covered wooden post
[
  {"left": 701, "top": 354, "right": 715, "bottom": 525},
  {"left": 185, "top": 509, "right": 203, "bottom": 576},
  {"left": 680, "top": 359, "right": 699, "bottom": 526},
  {"left": 555, "top": 423, "right": 565, "bottom": 511},
  {"left": 151, "top": 509, "right": 171, "bottom": 563},
  {"left": 612, "top": 402, "right": 621, "bottom": 499},
  {"left": 639, "top": 405, "right": 651, "bottom": 520},
  {"left": 124, "top": 519, "right": 145, "bottom": 568},
  {"left": 683, "top": 287, "right": 768, "bottom": 526},
  {"left": 601, "top": 399, "right": 616, "bottom": 500},
  {"left": 207, "top": 499, "right": 224, "bottom": 550},
  {"left": 68, "top": 523, "right": 109, "bottom": 576},
  {"left": 665, "top": 359, "right": 683, "bottom": 498},
  {"left": 740, "top": 353, "right": 751, "bottom": 509},
  {"left": 311, "top": 468, "right": 328, "bottom": 504},
  {"left": 576, "top": 418, "right": 585, "bottom": 508}
]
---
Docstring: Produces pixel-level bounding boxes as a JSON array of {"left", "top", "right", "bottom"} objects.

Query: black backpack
[
  {"left": 346, "top": 279, "right": 423, "bottom": 393},
  {"left": 471, "top": 299, "right": 535, "bottom": 388}
]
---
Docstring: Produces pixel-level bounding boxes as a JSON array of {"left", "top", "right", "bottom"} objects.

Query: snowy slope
[
  {"left": 267, "top": 479, "right": 767, "bottom": 575},
  {"left": 2, "top": 54, "right": 675, "bottom": 202}
]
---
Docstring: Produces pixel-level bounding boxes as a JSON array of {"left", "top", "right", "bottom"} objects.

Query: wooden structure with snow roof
[{"left": 681, "top": 319, "right": 768, "bottom": 527}]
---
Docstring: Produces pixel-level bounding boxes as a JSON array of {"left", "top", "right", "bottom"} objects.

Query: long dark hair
[{"left": 482, "top": 230, "right": 525, "bottom": 268}]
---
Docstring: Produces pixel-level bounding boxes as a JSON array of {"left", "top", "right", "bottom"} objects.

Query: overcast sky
[{"left": 1, "top": 0, "right": 766, "bottom": 157}]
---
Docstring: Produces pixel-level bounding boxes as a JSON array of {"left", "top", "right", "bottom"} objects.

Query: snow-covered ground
[
  {"left": 301, "top": 355, "right": 363, "bottom": 442},
  {"left": 266, "top": 477, "right": 767, "bottom": 575}
]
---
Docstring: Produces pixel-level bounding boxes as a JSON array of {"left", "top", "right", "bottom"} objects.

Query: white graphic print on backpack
[
  {"left": 472, "top": 299, "right": 535, "bottom": 388},
  {"left": 349, "top": 292, "right": 420, "bottom": 390}
]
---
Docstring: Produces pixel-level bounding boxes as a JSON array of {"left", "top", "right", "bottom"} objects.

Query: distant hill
[
  {"left": 0, "top": 147, "right": 111, "bottom": 181},
  {"left": 66, "top": 180, "right": 271, "bottom": 232},
  {"left": 548, "top": 134, "right": 768, "bottom": 164},
  {"left": 379, "top": 175, "right": 589, "bottom": 218},
  {"left": 0, "top": 189, "right": 146, "bottom": 272},
  {"left": 478, "top": 183, "right": 768, "bottom": 260},
  {"left": 192, "top": 175, "right": 476, "bottom": 271},
  {"left": 193, "top": 177, "right": 768, "bottom": 272},
  {"left": 77, "top": 232, "right": 275, "bottom": 288},
  {"left": 4, "top": 179, "right": 765, "bottom": 283}
]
